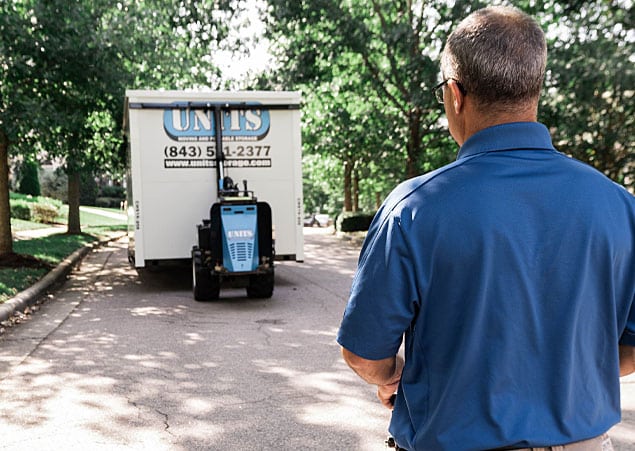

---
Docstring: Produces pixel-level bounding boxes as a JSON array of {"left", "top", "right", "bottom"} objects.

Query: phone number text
[{"left": 163, "top": 144, "right": 271, "bottom": 159}]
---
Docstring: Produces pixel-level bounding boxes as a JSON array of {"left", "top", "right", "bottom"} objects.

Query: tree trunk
[
  {"left": 406, "top": 109, "right": 422, "bottom": 179},
  {"left": 353, "top": 167, "right": 359, "bottom": 212},
  {"left": 0, "top": 131, "right": 13, "bottom": 254},
  {"left": 67, "top": 170, "right": 82, "bottom": 234},
  {"left": 343, "top": 160, "right": 353, "bottom": 212}
]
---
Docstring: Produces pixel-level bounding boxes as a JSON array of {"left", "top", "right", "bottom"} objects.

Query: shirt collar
[{"left": 457, "top": 122, "right": 556, "bottom": 160}]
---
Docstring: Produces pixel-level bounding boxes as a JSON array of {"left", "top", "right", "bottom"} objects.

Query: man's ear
[{"left": 447, "top": 80, "right": 465, "bottom": 114}]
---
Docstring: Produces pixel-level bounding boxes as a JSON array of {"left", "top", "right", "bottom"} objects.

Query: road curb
[{"left": 0, "top": 232, "right": 127, "bottom": 324}]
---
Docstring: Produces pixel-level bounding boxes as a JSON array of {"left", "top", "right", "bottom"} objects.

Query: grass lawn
[
  {"left": 11, "top": 218, "right": 52, "bottom": 231},
  {"left": 0, "top": 234, "right": 97, "bottom": 302},
  {"left": 57, "top": 205, "right": 128, "bottom": 227},
  {"left": 0, "top": 206, "right": 127, "bottom": 303}
]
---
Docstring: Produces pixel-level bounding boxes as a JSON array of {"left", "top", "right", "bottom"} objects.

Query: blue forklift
[{"left": 192, "top": 104, "right": 274, "bottom": 300}]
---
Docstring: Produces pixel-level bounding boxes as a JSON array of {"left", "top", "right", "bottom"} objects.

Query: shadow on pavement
[{"left": 0, "top": 231, "right": 390, "bottom": 450}]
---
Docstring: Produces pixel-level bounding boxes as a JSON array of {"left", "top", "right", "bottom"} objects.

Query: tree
[
  {"left": 48, "top": 0, "right": 263, "bottom": 232},
  {"left": 536, "top": 1, "right": 634, "bottom": 191},
  {"left": 17, "top": 0, "right": 133, "bottom": 233},
  {"left": 300, "top": 76, "right": 409, "bottom": 213},
  {"left": 118, "top": 0, "right": 250, "bottom": 90},
  {"left": 0, "top": 0, "right": 46, "bottom": 255},
  {"left": 267, "top": 0, "right": 634, "bottom": 215},
  {"left": 0, "top": 131, "right": 12, "bottom": 255},
  {"left": 0, "top": 0, "right": 272, "bottom": 261},
  {"left": 10, "top": 0, "right": 248, "bottom": 235},
  {"left": 265, "top": 0, "right": 472, "bottom": 212}
]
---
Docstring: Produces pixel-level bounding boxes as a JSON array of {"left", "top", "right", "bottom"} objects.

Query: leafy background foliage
[
  {"left": 265, "top": 0, "right": 633, "bottom": 214},
  {"left": 0, "top": 0, "right": 632, "bottom": 243}
]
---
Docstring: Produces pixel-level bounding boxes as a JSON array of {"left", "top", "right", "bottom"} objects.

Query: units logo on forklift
[
  {"left": 227, "top": 229, "right": 254, "bottom": 239},
  {"left": 163, "top": 103, "right": 270, "bottom": 142}
]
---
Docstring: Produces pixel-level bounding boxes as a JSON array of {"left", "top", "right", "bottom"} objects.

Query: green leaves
[
  {"left": 267, "top": 0, "right": 633, "bottom": 215},
  {"left": 266, "top": 0, "right": 461, "bottom": 211},
  {"left": 539, "top": 0, "right": 634, "bottom": 187},
  {"left": 0, "top": 0, "right": 264, "bottom": 238}
]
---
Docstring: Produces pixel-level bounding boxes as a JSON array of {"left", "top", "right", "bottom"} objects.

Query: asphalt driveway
[{"left": 0, "top": 227, "right": 633, "bottom": 450}]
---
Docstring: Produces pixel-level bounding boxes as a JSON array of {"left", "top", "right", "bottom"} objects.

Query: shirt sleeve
[{"left": 337, "top": 208, "right": 420, "bottom": 360}]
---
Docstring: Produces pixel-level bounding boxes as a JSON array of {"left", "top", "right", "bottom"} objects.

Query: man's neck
[{"left": 457, "top": 102, "right": 538, "bottom": 145}]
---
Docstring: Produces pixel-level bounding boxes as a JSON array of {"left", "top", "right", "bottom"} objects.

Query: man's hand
[
  {"left": 378, "top": 380, "right": 400, "bottom": 410},
  {"left": 341, "top": 347, "right": 404, "bottom": 410}
]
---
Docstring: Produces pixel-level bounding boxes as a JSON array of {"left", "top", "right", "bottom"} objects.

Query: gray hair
[{"left": 440, "top": 6, "right": 547, "bottom": 112}]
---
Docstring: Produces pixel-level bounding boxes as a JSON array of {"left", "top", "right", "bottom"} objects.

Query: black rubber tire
[
  {"left": 246, "top": 271, "right": 274, "bottom": 299},
  {"left": 192, "top": 247, "right": 220, "bottom": 301}
]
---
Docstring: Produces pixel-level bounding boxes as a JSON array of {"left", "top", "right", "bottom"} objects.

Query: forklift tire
[
  {"left": 246, "top": 272, "right": 274, "bottom": 299},
  {"left": 192, "top": 248, "right": 220, "bottom": 301}
]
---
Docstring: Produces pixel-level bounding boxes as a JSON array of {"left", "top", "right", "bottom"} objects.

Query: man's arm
[
  {"left": 620, "top": 345, "right": 635, "bottom": 376},
  {"left": 341, "top": 347, "right": 404, "bottom": 409}
]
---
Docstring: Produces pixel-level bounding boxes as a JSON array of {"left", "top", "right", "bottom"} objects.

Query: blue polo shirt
[{"left": 337, "top": 122, "right": 635, "bottom": 450}]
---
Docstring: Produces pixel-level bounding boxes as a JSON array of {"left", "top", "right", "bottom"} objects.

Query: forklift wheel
[
  {"left": 192, "top": 248, "right": 220, "bottom": 301},
  {"left": 246, "top": 272, "right": 274, "bottom": 299}
]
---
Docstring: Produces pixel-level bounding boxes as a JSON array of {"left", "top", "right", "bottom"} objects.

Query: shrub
[
  {"left": 11, "top": 200, "right": 32, "bottom": 221},
  {"left": 99, "top": 185, "right": 125, "bottom": 199},
  {"left": 336, "top": 211, "right": 376, "bottom": 232},
  {"left": 9, "top": 193, "right": 61, "bottom": 224},
  {"left": 31, "top": 203, "right": 59, "bottom": 224},
  {"left": 95, "top": 197, "right": 123, "bottom": 208},
  {"left": 41, "top": 197, "right": 63, "bottom": 209},
  {"left": 17, "top": 160, "right": 41, "bottom": 196}
]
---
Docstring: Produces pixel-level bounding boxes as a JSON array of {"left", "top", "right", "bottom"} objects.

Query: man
[{"left": 337, "top": 5, "right": 635, "bottom": 451}]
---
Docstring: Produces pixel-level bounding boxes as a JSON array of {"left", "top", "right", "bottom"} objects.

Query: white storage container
[{"left": 124, "top": 90, "right": 303, "bottom": 267}]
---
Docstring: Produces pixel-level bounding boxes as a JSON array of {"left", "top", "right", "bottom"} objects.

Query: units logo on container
[{"left": 163, "top": 103, "right": 270, "bottom": 142}]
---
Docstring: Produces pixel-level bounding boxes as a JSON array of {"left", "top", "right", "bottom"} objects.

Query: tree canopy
[
  {"left": 265, "top": 0, "right": 464, "bottom": 211},
  {"left": 0, "top": 0, "right": 632, "bottom": 247},
  {"left": 538, "top": 1, "right": 634, "bottom": 188},
  {"left": 265, "top": 0, "right": 634, "bottom": 213},
  {"left": 0, "top": 0, "right": 257, "bottom": 245}
]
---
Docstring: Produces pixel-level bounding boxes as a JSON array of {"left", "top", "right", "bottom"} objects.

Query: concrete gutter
[{"left": 0, "top": 232, "right": 126, "bottom": 324}]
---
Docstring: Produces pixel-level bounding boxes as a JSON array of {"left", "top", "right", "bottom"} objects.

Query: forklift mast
[{"left": 192, "top": 102, "right": 278, "bottom": 301}]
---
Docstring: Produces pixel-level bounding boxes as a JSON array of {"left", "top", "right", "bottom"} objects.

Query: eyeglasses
[{"left": 432, "top": 78, "right": 467, "bottom": 104}]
